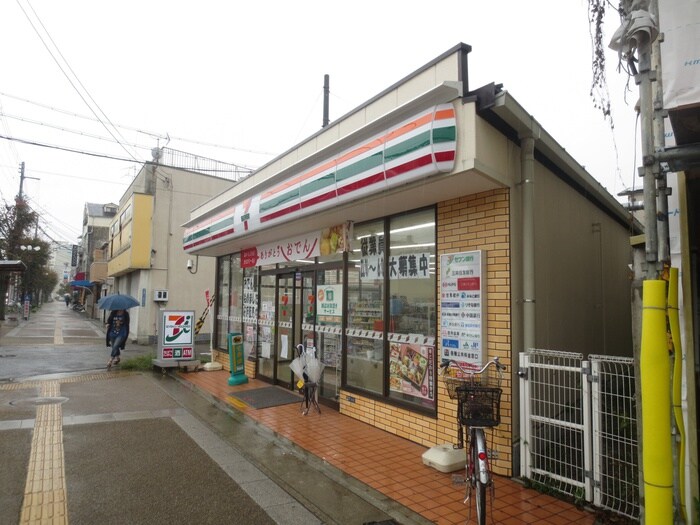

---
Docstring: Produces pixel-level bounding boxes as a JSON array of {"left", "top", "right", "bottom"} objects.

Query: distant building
[
  {"left": 49, "top": 242, "right": 73, "bottom": 294},
  {"left": 78, "top": 202, "right": 118, "bottom": 282},
  {"left": 104, "top": 148, "right": 246, "bottom": 344}
]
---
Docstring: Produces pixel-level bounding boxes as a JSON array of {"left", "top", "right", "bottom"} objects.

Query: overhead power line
[
  {"left": 0, "top": 110, "right": 155, "bottom": 153},
  {"left": 0, "top": 164, "right": 132, "bottom": 186},
  {"left": 16, "top": 0, "right": 142, "bottom": 163},
  {"left": 0, "top": 133, "right": 255, "bottom": 174},
  {"left": 0, "top": 91, "right": 165, "bottom": 139},
  {"left": 0, "top": 132, "right": 140, "bottom": 163},
  {"left": 0, "top": 91, "right": 278, "bottom": 158}
]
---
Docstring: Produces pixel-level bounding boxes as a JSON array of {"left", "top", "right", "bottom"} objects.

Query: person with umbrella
[
  {"left": 98, "top": 294, "right": 139, "bottom": 369},
  {"left": 106, "top": 309, "right": 130, "bottom": 368}
]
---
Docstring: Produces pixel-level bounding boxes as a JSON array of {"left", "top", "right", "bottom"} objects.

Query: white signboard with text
[{"left": 439, "top": 250, "right": 487, "bottom": 369}]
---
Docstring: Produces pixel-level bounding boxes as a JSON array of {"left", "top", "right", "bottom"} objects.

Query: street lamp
[{"left": 20, "top": 245, "right": 41, "bottom": 252}]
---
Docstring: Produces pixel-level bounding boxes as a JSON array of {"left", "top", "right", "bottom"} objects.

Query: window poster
[
  {"left": 280, "top": 334, "right": 289, "bottom": 359},
  {"left": 439, "top": 250, "right": 487, "bottom": 369},
  {"left": 317, "top": 284, "right": 342, "bottom": 319},
  {"left": 243, "top": 276, "right": 258, "bottom": 323},
  {"left": 389, "top": 342, "right": 435, "bottom": 401},
  {"left": 359, "top": 235, "right": 384, "bottom": 280},
  {"left": 240, "top": 223, "right": 350, "bottom": 268},
  {"left": 359, "top": 234, "right": 431, "bottom": 280},
  {"left": 243, "top": 325, "right": 255, "bottom": 357}
]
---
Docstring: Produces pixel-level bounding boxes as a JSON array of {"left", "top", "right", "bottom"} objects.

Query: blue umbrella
[{"left": 97, "top": 294, "right": 140, "bottom": 310}]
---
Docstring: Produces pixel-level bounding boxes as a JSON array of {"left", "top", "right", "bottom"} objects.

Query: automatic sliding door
[{"left": 315, "top": 267, "right": 343, "bottom": 403}]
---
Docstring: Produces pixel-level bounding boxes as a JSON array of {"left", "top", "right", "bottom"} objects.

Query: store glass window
[
  {"left": 257, "top": 273, "right": 276, "bottom": 378},
  {"left": 229, "top": 253, "right": 243, "bottom": 338},
  {"left": 242, "top": 266, "right": 258, "bottom": 359},
  {"left": 346, "top": 220, "right": 385, "bottom": 394},
  {"left": 216, "top": 256, "right": 231, "bottom": 350},
  {"left": 387, "top": 208, "right": 437, "bottom": 407}
]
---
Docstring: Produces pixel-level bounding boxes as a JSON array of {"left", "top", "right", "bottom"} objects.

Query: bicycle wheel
[{"left": 471, "top": 430, "right": 487, "bottom": 525}]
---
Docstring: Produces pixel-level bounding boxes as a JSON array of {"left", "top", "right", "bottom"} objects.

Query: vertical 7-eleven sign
[{"left": 158, "top": 310, "right": 195, "bottom": 360}]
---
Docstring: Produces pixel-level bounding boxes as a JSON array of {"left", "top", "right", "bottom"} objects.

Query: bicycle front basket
[
  {"left": 443, "top": 376, "right": 467, "bottom": 400},
  {"left": 457, "top": 386, "right": 502, "bottom": 427}
]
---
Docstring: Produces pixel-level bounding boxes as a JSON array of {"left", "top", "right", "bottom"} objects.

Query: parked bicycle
[
  {"left": 71, "top": 302, "right": 86, "bottom": 313},
  {"left": 440, "top": 356, "right": 505, "bottom": 525},
  {"left": 5, "top": 301, "right": 19, "bottom": 314}
]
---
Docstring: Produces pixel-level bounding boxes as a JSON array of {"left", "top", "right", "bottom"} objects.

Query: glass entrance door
[
  {"left": 277, "top": 271, "right": 316, "bottom": 387},
  {"left": 314, "top": 267, "right": 343, "bottom": 405},
  {"left": 256, "top": 268, "right": 340, "bottom": 405}
]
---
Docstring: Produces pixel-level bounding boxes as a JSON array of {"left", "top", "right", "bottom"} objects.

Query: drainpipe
[
  {"left": 514, "top": 128, "right": 538, "bottom": 478},
  {"left": 521, "top": 131, "right": 538, "bottom": 354}
]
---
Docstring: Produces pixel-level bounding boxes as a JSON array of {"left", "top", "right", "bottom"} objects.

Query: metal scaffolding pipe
[{"left": 637, "top": 34, "right": 659, "bottom": 278}]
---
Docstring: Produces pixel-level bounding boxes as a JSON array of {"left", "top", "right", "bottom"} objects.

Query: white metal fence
[{"left": 519, "top": 349, "right": 639, "bottom": 521}]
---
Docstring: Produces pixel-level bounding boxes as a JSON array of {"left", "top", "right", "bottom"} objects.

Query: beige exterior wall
[
  {"left": 532, "top": 164, "right": 633, "bottom": 355},
  {"left": 89, "top": 261, "right": 107, "bottom": 282},
  {"left": 106, "top": 164, "right": 234, "bottom": 344},
  {"left": 472, "top": 112, "right": 518, "bottom": 187}
]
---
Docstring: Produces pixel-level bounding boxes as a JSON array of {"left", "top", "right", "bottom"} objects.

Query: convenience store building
[{"left": 183, "top": 43, "right": 635, "bottom": 476}]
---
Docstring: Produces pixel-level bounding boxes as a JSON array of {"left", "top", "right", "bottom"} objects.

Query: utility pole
[
  {"left": 18, "top": 162, "right": 25, "bottom": 200},
  {"left": 322, "top": 74, "right": 330, "bottom": 128},
  {"left": 17, "top": 162, "right": 40, "bottom": 202}
]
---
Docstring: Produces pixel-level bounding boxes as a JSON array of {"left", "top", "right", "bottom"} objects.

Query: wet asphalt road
[
  {"left": 0, "top": 303, "right": 138, "bottom": 382},
  {"left": 0, "top": 302, "right": 426, "bottom": 525}
]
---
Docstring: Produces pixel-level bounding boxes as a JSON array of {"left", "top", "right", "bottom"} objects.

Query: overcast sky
[{"left": 0, "top": 1, "right": 640, "bottom": 245}]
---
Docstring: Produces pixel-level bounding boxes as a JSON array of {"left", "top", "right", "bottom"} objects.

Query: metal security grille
[
  {"left": 590, "top": 354, "right": 639, "bottom": 519},
  {"left": 519, "top": 349, "right": 640, "bottom": 521},
  {"left": 155, "top": 147, "right": 252, "bottom": 182},
  {"left": 519, "top": 350, "right": 591, "bottom": 502}
]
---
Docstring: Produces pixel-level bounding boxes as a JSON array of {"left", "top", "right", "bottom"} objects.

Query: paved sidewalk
[
  {"left": 0, "top": 302, "right": 602, "bottom": 524},
  {"left": 1, "top": 372, "right": 316, "bottom": 524},
  {"left": 0, "top": 302, "right": 420, "bottom": 524},
  {"left": 177, "top": 370, "right": 599, "bottom": 525}
]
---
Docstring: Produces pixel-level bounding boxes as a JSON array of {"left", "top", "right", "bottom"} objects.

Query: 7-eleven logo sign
[{"left": 163, "top": 312, "right": 194, "bottom": 344}]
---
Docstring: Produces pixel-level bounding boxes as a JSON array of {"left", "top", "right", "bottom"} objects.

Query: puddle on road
[{"left": 9, "top": 397, "right": 69, "bottom": 407}]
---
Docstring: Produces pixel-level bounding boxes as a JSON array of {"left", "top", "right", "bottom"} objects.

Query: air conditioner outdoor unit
[{"left": 153, "top": 290, "right": 169, "bottom": 302}]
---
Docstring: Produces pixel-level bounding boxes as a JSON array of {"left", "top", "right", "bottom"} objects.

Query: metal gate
[{"left": 519, "top": 349, "right": 639, "bottom": 520}]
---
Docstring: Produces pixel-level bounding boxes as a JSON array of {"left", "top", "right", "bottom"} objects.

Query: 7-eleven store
[{"left": 183, "top": 44, "right": 634, "bottom": 477}]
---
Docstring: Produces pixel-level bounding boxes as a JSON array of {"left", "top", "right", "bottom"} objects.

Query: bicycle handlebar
[{"left": 440, "top": 356, "right": 506, "bottom": 375}]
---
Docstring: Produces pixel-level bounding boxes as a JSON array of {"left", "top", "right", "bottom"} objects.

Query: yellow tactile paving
[
  {"left": 0, "top": 371, "right": 135, "bottom": 392},
  {"left": 4, "top": 371, "right": 138, "bottom": 524},
  {"left": 19, "top": 381, "right": 68, "bottom": 525}
]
